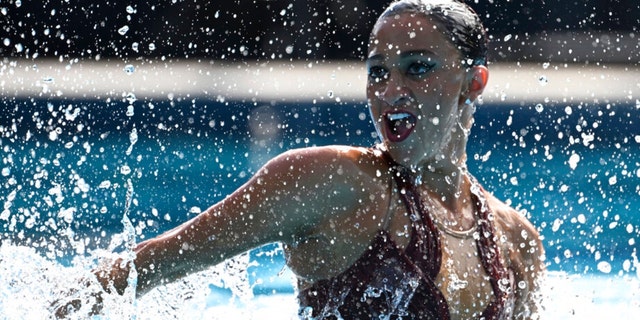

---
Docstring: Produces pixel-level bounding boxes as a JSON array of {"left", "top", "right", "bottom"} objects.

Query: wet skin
[{"left": 81, "top": 12, "right": 544, "bottom": 320}]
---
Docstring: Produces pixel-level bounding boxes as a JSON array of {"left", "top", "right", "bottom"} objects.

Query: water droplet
[
  {"left": 148, "top": 43, "right": 156, "bottom": 51},
  {"left": 57, "top": 207, "right": 76, "bottom": 224},
  {"left": 120, "top": 165, "right": 132, "bottom": 175},
  {"left": 118, "top": 25, "right": 130, "bottom": 36},
  {"left": 535, "top": 103, "right": 544, "bottom": 113},
  {"left": 123, "top": 64, "right": 135, "bottom": 75},
  {"left": 568, "top": 153, "right": 580, "bottom": 170},
  {"left": 597, "top": 261, "right": 612, "bottom": 274},
  {"left": 126, "top": 5, "right": 136, "bottom": 14},
  {"left": 551, "top": 218, "right": 563, "bottom": 232},
  {"left": 132, "top": 42, "right": 139, "bottom": 52},
  {"left": 497, "top": 278, "right": 511, "bottom": 293},
  {"left": 3, "top": 38, "right": 10, "bottom": 46},
  {"left": 626, "top": 224, "right": 634, "bottom": 233},
  {"left": 503, "top": 34, "right": 512, "bottom": 42},
  {"left": 538, "top": 75, "right": 548, "bottom": 86},
  {"left": 98, "top": 180, "right": 112, "bottom": 189},
  {"left": 125, "top": 92, "right": 137, "bottom": 104},
  {"left": 129, "top": 128, "right": 138, "bottom": 145},
  {"left": 564, "top": 106, "right": 573, "bottom": 115},
  {"left": 1, "top": 167, "right": 10, "bottom": 176},
  {"left": 542, "top": 62, "right": 550, "bottom": 69},
  {"left": 517, "top": 281, "right": 527, "bottom": 289},
  {"left": 126, "top": 105, "right": 135, "bottom": 117},
  {"left": 447, "top": 274, "right": 469, "bottom": 292}
]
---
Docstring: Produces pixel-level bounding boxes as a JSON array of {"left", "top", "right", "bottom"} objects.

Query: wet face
[{"left": 367, "top": 13, "right": 470, "bottom": 169}]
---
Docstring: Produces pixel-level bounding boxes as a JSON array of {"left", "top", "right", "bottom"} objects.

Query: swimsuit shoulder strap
[
  {"left": 378, "top": 148, "right": 442, "bottom": 280},
  {"left": 375, "top": 148, "right": 397, "bottom": 232}
]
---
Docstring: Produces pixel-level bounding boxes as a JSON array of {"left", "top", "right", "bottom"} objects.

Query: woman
[{"left": 59, "top": 0, "right": 545, "bottom": 318}]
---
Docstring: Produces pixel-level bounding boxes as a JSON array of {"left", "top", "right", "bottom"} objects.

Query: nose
[{"left": 380, "top": 69, "right": 411, "bottom": 106}]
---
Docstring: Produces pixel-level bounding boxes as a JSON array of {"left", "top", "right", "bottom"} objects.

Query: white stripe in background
[{"left": 1, "top": 59, "right": 638, "bottom": 105}]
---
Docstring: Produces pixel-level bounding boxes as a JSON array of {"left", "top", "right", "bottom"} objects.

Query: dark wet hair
[{"left": 378, "top": 0, "right": 488, "bottom": 67}]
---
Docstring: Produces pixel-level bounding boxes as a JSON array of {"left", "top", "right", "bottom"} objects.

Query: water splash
[
  {"left": 0, "top": 178, "right": 260, "bottom": 318},
  {"left": 121, "top": 179, "right": 138, "bottom": 299},
  {"left": 125, "top": 127, "right": 138, "bottom": 156}
]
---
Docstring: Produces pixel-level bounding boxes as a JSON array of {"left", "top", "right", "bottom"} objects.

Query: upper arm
[{"left": 215, "top": 146, "right": 383, "bottom": 246}]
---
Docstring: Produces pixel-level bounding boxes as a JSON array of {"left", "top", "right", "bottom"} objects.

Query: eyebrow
[{"left": 366, "top": 49, "right": 435, "bottom": 63}]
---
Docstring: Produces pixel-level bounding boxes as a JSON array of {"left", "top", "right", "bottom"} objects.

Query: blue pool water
[{"left": 1, "top": 97, "right": 639, "bottom": 317}]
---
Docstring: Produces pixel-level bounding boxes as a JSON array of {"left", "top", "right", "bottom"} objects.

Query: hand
[
  {"left": 51, "top": 277, "right": 105, "bottom": 318},
  {"left": 52, "top": 259, "right": 132, "bottom": 318}
]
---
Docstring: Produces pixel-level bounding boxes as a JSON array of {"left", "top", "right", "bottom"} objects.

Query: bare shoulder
[
  {"left": 484, "top": 193, "right": 540, "bottom": 244},
  {"left": 270, "top": 146, "right": 393, "bottom": 280},
  {"left": 254, "top": 145, "right": 392, "bottom": 233},
  {"left": 483, "top": 191, "right": 546, "bottom": 318},
  {"left": 262, "top": 145, "right": 390, "bottom": 181},
  {"left": 483, "top": 191, "right": 544, "bottom": 268}
]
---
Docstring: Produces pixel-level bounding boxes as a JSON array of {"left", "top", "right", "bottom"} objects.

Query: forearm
[
  {"left": 133, "top": 231, "right": 217, "bottom": 295},
  {"left": 91, "top": 217, "right": 219, "bottom": 296}
]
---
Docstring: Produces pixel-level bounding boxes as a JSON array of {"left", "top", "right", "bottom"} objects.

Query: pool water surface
[{"left": 1, "top": 91, "right": 639, "bottom": 317}]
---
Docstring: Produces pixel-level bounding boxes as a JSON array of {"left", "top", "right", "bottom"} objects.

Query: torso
[
  {"left": 284, "top": 147, "right": 511, "bottom": 318},
  {"left": 437, "top": 228, "right": 495, "bottom": 318}
]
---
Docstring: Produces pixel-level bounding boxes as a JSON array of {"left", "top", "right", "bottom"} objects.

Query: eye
[
  {"left": 368, "top": 66, "right": 388, "bottom": 82},
  {"left": 406, "top": 61, "right": 434, "bottom": 76}
]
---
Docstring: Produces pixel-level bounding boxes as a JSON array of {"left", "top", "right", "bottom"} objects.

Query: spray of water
[{"left": 0, "top": 178, "right": 260, "bottom": 319}]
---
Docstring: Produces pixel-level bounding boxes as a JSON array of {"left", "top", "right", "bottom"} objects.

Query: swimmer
[{"left": 56, "top": 0, "right": 545, "bottom": 318}]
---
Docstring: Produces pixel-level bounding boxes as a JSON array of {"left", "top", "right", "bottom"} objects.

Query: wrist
[{"left": 94, "top": 257, "right": 133, "bottom": 295}]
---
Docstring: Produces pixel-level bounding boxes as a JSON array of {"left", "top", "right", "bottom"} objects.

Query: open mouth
[{"left": 383, "top": 111, "right": 417, "bottom": 143}]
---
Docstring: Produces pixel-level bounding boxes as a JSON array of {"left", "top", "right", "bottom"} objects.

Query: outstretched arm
[{"left": 94, "top": 145, "right": 382, "bottom": 296}]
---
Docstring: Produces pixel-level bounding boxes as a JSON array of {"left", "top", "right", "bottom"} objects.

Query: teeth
[{"left": 387, "top": 112, "right": 412, "bottom": 121}]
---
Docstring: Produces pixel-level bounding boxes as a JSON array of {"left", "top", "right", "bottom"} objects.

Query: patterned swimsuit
[{"left": 297, "top": 151, "right": 515, "bottom": 319}]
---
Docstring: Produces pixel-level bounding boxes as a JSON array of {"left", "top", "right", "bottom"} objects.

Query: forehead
[{"left": 368, "top": 13, "right": 456, "bottom": 59}]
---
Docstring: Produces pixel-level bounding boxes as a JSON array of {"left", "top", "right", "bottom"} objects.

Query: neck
[{"left": 413, "top": 155, "right": 472, "bottom": 219}]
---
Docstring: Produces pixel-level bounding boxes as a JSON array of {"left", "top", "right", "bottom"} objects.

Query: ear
[{"left": 461, "top": 65, "right": 489, "bottom": 103}]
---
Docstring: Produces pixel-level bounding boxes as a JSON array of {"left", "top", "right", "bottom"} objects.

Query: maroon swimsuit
[{"left": 297, "top": 152, "right": 515, "bottom": 319}]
